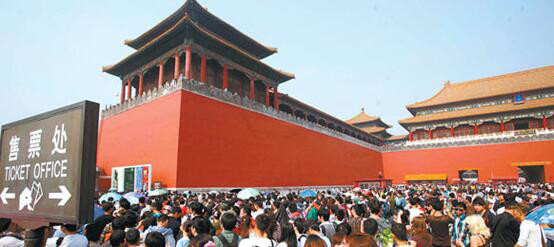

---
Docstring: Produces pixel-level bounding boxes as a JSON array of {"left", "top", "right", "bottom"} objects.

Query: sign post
[{"left": 0, "top": 101, "right": 99, "bottom": 227}]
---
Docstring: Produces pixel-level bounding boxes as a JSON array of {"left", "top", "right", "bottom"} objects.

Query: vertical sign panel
[{"left": 0, "top": 101, "right": 99, "bottom": 225}]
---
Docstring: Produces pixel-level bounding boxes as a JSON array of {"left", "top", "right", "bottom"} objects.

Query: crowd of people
[{"left": 0, "top": 183, "right": 553, "bottom": 247}]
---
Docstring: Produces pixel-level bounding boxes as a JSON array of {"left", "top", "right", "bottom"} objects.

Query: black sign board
[{"left": 0, "top": 101, "right": 99, "bottom": 226}]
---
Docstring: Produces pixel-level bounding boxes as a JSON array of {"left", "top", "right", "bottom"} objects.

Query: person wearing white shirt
[
  {"left": 59, "top": 224, "right": 88, "bottom": 247},
  {"left": 0, "top": 218, "right": 23, "bottom": 247},
  {"left": 303, "top": 222, "right": 331, "bottom": 247},
  {"left": 239, "top": 214, "right": 277, "bottom": 247},
  {"left": 251, "top": 202, "right": 265, "bottom": 219},
  {"left": 515, "top": 219, "right": 547, "bottom": 247}
]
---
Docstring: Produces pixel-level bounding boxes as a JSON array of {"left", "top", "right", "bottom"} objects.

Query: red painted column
[
  {"left": 223, "top": 64, "right": 228, "bottom": 90},
  {"left": 450, "top": 127, "right": 455, "bottom": 137},
  {"left": 409, "top": 131, "right": 414, "bottom": 141},
  {"left": 428, "top": 129, "right": 433, "bottom": 139},
  {"left": 120, "top": 80, "right": 125, "bottom": 103},
  {"left": 126, "top": 79, "right": 132, "bottom": 101},
  {"left": 158, "top": 63, "right": 164, "bottom": 88},
  {"left": 500, "top": 121, "right": 505, "bottom": 132},
  {"left": 274, "top": 86, "right": 279, "bottom": 110},
  {"left": 200, "top": 54, "right": 207, "bottom": 83},
  {"left": 265, "top": 84, "right": 270, "bottom": 106},
  {"left": 138, "top": 73, "right": 144, "bottom": 96},
  {"left": 174, "top": 53, "right": 181, "bottom": 80},
  {"left": 249, "top": 78, "right": 255, "bottom": 99},
  {"left": 185, "top": 47, "right": 192, "bottom": 79},
  {"left": 543, "top": 115, "right": 548, "bottom": 129},
  {"left": 474, "top": 123, "right": 479, "bottom": 135}
]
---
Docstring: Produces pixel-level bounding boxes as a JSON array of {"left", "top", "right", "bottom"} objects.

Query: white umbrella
[
  {"left": 148, "top": 189, "right": 168, "bottom": 196},
  {"left": 237, "top": 188, "right": 260, "bottom": 200}
]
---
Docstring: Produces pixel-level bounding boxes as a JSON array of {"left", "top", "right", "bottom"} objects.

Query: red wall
[
  {"left": 97, "top": 90, "right": 383, "bottom": 189},
  {"left": 383, "top": 141, "right": 554, "bottom": 184},
  {"left": 96, "top": 92, "right": 183, "bottom": 188}
]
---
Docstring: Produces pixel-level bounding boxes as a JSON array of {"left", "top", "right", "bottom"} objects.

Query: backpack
[{"left": 216, "top": 233, "right": 239, "bottom": 247}]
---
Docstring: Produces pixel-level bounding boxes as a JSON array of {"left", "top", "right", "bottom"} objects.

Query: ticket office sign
[{"left": 0, "top": 101, "right": 98, "bottom": 225}]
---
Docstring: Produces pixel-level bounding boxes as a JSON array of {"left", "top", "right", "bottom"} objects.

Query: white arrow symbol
[
  {"left": 48, "top": 186, "right": 71, "bottom": 206},
  {"left": 1, "top": 187, "right": 16, "bottom": 204}
]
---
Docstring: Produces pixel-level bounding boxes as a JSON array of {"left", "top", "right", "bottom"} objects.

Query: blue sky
[{"left": 1, "top": 1, "right": 553, "bottom": 135}]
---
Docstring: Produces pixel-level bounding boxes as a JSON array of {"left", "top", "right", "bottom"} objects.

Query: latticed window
[
  {"left": 414, "top": 130, "right": 428, "bottom": 140},
  {"left": 454, "top": 125, "right": 473, "bottom": 136},
  {"left": 434, "top": 128, "right": 450, "bottom": 138},
  {"left": 479, "top": 122, "right": 500, "bottom": 134}
]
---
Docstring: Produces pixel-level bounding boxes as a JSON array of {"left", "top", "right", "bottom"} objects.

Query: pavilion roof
[
  {"left": 386, "top": 135, "right": 407, "bottom": 141},
  {"left": 124, "top": 0, "right": 276, "bottom": 59},
  {"left": 359, "top": 126, "right": 387, "bottom": 134},
  {"left": 399, "top": 96, "right": 554, "bottom": 126},
  {"left": 103, "top": 16, "right": 294, "bottom": 84},
  {"left": 406, "top": 65, "right": 554, "bottom": 111},
  {"left": 346, "top": 111, "right": 392, "bottom": 128}
]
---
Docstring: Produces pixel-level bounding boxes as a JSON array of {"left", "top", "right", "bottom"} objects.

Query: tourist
[
  {"left": 463, "top": 214, "right": 490, "bottom": 247},
  {"left": 125, "top": 228, "right": 142, "bottom": 247},
  {"left": 94, "top": 202, "right": 115, "bottom": 230},
  {"left": 349, "top": 204, "right": 366, "bottom": 234},
  {"left": 214, "top": 213, "right": 241, "bottom": 247},
  {"left": 293, "top": 218, "right": 309, "bottom": 247},
  {"left": 108, "top": 229, "right": 126, "bottom": 247},
  {"left": 426, "top": 199, "right": 452, "bottom": 247},
  {"left": 0, "top": 218, "right": 23, "bottom": 247},
  {"left": 409, "top": 216, "right": 431, "bottom": 247},
  {"left": 289, "top": 203, "right": 303, "bottom": 221},
  {"left": 407, "top": 198, "right": 423, "bottom": 223},
  {"left": 277, "top": 222, "right": 297, "bottom": 247},
  {"left": 513, "top": 206, "right": 547, "bottom": 247},
  {"left": 361, "top": 218, "right": 378, "bottom": 239},
  {"left": 490, "top": 199, "right": 520, "bottom": 246},
  {"left": 345, "top": 233, "right": 378, "bottom": 247},
  {"left": 238, "top": 214, "right": 277, "bottom": 247},
  {"left": 176, "top": 221, "right": 192, "bottom": 247},
  {"left": 168, "top": 206, "right": 184, "bottom": 239},
  {"left": 144, "top": 214, "right": 176, "bottom": 247},
  {"left": 304, "top": 234, "right": 327, "bottom": 247},
  {"left": 391, "top": 223, "right": 415, "bottom": 247},
  {"left": 239, "top": 206, "right": 254, "bottom": 238},
  {"left": 318, "top": 206, "right": 336, "bottom": 240},
  {"left": 145, "top": 231, "right": 166, "bottom": 247},
  {"left": 472, "top": 197, "right": 494, "bottom": 228},
  {"left": 59, "top": 224, "right": 88, "bottom": 247},
  {"left": 252, "top": 201, "right": 265, "bottom": 219},
  {"left": 305, "top": 221, "right": 331, "bottom": 247},
  {"left": 451, "top": 200, "right": 468, "bottom": 246},
  {"left": 84, "top": 223, "right": 103, "bottom": 247},
  {"left": 330, "top": 231, "right": 347, "bottom": 247},
  {"left": 368, "top": 201, "right": 392, "bottom": 246}
]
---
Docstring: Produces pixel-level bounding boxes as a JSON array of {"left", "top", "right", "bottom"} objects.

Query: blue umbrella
[
  {"left": 300, "top": 189, "right": 317, "bottom": 198},
  {"left": 99, "top": 192, "right": 122, "bottom": 203},
  {"left": 526, "top": 203, "right": 554, "bottom": 225},
  {"left": 124, "top": 192, "right": 145, "bottom": 205}
]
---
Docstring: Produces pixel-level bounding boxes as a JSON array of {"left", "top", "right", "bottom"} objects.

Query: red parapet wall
[
  {"left": 96, "top": 92, "right": 183, "bottom": 188},
  {"left": 97, "top": 90, "right": 383, "bottom": 190},
  {"left": 383, "top": 141, "right": 554, "bottom": 184}
]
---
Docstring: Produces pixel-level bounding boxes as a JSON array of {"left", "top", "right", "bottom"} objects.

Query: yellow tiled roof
[
  {"left": 346, "top": 112, "right": 379, "bottom": 124},
  {"left": 407, "top": 65, "right": 554, "bottom": 109},
  {"left": 399, "top": 97, "right": 554, "bottom": 125}
]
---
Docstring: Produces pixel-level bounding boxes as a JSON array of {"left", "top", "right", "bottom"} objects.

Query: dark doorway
[
  {"left": 458, "top": 170, "right": 478, "bottom": 183},
  {"left": 518, "top": 166, "right": 545, "bottom": 183},
  {"left": 514, "top": 121, "right": 529, "bottom": 130}
]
